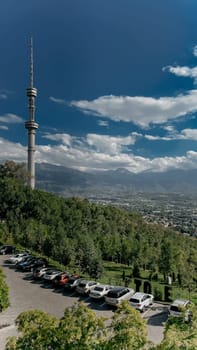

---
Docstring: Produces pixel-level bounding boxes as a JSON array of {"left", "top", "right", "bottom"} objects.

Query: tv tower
[{"left": 25, "top": 37, "right": 39, "bottom": 189}]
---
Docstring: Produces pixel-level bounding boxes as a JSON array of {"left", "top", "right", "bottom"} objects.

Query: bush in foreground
[
  {"left": 0, "top": 268, "right": 9, "bottom": 311},
  {"left": 6, "top": 302, "right": 147, "bottom": 350}
]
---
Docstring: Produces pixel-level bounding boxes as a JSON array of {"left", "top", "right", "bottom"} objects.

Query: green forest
[{"left": 0, "top": 161, "right": 197, "bottom": 297}]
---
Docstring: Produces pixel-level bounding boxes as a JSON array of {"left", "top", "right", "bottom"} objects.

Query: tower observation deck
[{"left": 25, "top": 37, "right": 39, "bottom": 189}]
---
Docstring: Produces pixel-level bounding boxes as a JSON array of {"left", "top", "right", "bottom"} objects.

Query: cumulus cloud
[
  {"left": 163, "top": 65, "right": 197, "bottom": 83},
  {"left": 178, "top": 128, "right": 197, "bottom": 140},
  {"left": 86, "top": 134, "right": 136, "bottom": 155},
  {"left": 69, "top": 90, "right": 197, "bottom": 128},
  {"left": 143, "top": 128, "right": 197, "bottom": 141},
  {"left": 1, "top": 133, "right": 197, "bottom": 174},
  {"left": 49, "top": 96, "right": 67, "bottom": 104},
  {"left": 43, "top": 133, "right": 72, "bottom": 146},
  {"left": 0, "top": 138, "right": 26, "bottom": 162},
  {"left": 35, "top": 140, "right": 197, "bottom": 173},
  {"left": 0, "top": 113, "right": 23, "bottom": 124}
]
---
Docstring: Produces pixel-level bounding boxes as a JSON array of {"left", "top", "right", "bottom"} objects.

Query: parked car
[
  {"left": 89, "top": 284, "right": 114, "bottom": 300},
  {"left": 43, "top": 269, "right": 63, "bottom": 282},
  {"left": 105, "top": 287, "right": 134, "bottom": 306},
  {"left": 169, "top": 299, "right": 191, "bottom": 317},
  {"left": 53, "top": 272, "right": 71, "bottom": 287},
  {"left": 33, "top": 267, "right": 50, "bottom": 280},
  {"left": 6, "top": 252, "right": 30, "bottom": 264},
  {"left": 15, "top": 256, "right": 35, "bottom": 270},
  {"left": 21, "top": 258, "right": 48, "bottom": 272},
  {"left": 0, "top": 245, "right": 15, "bottom": 255},
  {"left": 64, "top": 276, "right": 81, "bottom": 290},
  {"left": 130, "top": 292, "right": 154, "bottom": 312},
  {"left": 76, "top": 280, "right": 99, "bottom": 295}
]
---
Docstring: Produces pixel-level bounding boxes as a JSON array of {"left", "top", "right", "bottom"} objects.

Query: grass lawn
[{"left": 101, "top": 261, "right": 197, "bottom": 304}]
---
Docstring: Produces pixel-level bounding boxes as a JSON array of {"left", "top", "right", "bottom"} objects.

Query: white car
[
  {"left": 43, "top": 269, "right": 63, "bottom": 282},
  {"left": 105, "top": 287, "right": 134, "bottom": 306},
  {"left": 89, "top": 284, "right": 113, "bottom": 300},
  {"left": 130, "top": 292, "right": 154, "bottom": 312},
  {"left": 169, "top": 299, "right": 191, "bottom": 317},
  {"left": 64, "top": 276, "right": 81, "bottom": 290},
  {"left": 7, "top": 252, "right": 30, "bottom": 264},
  {"left": 33, "top": 267, "right": 50, "bottom": 279},
  {"left": 76, "top": 280, "right": 99, "bottom": 294}
]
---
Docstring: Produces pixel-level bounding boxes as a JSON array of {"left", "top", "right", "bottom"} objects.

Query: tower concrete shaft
[{"left": 25, "top": 37, "right": 39, "bottom": 189}]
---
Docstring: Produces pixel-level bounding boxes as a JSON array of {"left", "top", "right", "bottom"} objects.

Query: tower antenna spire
[{"left": 30, "top": 36, "right": 34, "bottom": 88}]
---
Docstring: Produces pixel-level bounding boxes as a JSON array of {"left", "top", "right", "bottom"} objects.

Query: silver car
[
  {"left": 76, "top": 280, "right": 99, "bottom": 294},
  {"left": 89, "top": 284, "right": 113, "bottom": 300},
  {"left": 7, "top": 252, "right": 30, "bottom": 264},
  {"left": 105, "top": 287, "right": 134, "bottom": 306},
  {"left": 43, "top": 269, "right": 63, "bottom": 282}
]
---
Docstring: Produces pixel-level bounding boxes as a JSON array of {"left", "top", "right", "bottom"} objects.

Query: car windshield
[
  {"left": 107, "top": 290, "right": 120, "bottom": 298},
  {"left": 130, "top": 298, "right": 140, "bottom": 303},
  {"left": 78, "top": 283, "right": 86, "bottom": 288},
  {"left": 94, "top": 286, "right": 104, "bottom": 292},
  {"left": 47, "top": 270, "right": 58, "bottom": 275},
  {"left": 170, "top": 305, "right": 181, "bottom": 312}
]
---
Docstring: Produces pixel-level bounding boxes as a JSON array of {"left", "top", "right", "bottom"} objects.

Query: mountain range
[{"left": 36, "top": 163, "right": 197, "bottom": 197}]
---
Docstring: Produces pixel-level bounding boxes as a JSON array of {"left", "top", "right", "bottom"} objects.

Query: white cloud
[
  {"left": 179, "top": 128, "right": 197, "bottom": 140},
  {"left": 69, "top": 90, "right": 197, "bottom": 128},
  {"left": 1, "top": 131, "right": 197, "bottom": 174},
  {"left": 163, "top": 65, "right": 197, "bottom": 84},
  {"left": 0, "top": 113, "right": 23, "bottom": 124},
  {"left": 193, "top": 45, "right": 197, "bottom": 57},
  {"left": 143, "top": 128, "right": 197, "bottom": 142},
  {"left": 86, "top": 134, "right": 136, "bottom": 155},
  {"left": 0, "top": 94, "right": 7, "bottom": 100},
  {"left": 162, "top": 125, "right": 175, "bottom": 132},
  {"left": 97, "top": 120, "right": 109, "bottom": 127},
  {"left": 43, "top": 133, "right": 72, "bottom": 146},
  {"left": 49, "top": 96, "right": 67, "bottom": 104},
  {"left": 0, "top": 138, "right": 26, "bottom": 163},
  {"left": 0, "top": 125, "right": 8, "bottom": 130},
  {"left": 144, "top": 134, "right": 171, "bottom": 141}
]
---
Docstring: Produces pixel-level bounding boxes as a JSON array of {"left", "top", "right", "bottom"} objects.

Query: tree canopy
[
  {"left": 6, "top": 302, "right": 197, "bottom": 350},
  {"left": 5, "top": 302, "right": 147, "bottom": 350},
  {"left": 0, "top": 161, "right": 197, "bottom": 286}
]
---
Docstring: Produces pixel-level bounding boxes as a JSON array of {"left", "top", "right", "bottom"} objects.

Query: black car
[
  {"left": 20, "top": 257, "right": 48, "bottom": 272},
  {"left": 15, "top": 256, "right": 35, "bottom": 270},
  {"left": 0, "top": 245, "right": 16, "bottom": 255}
]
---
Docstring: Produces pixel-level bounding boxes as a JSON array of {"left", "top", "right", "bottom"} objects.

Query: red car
[
  {"left": 53, "top": 273, "right": 80, "bottom": 287},
  {"left": 53, "top": 272, "right": 70, "bottom": 287}
]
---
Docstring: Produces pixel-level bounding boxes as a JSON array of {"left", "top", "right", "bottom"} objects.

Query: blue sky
[{"left": 1, "top": 0, "right": 197, "bottom": 173}]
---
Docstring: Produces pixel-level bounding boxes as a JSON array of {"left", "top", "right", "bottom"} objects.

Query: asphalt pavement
[{"left": 0, "top": 256, "right": 168, "bottom": 349}]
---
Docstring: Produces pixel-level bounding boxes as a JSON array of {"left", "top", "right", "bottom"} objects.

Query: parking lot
[{"left": 0, "top": 256, "right": 168, "bottom": 349}]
